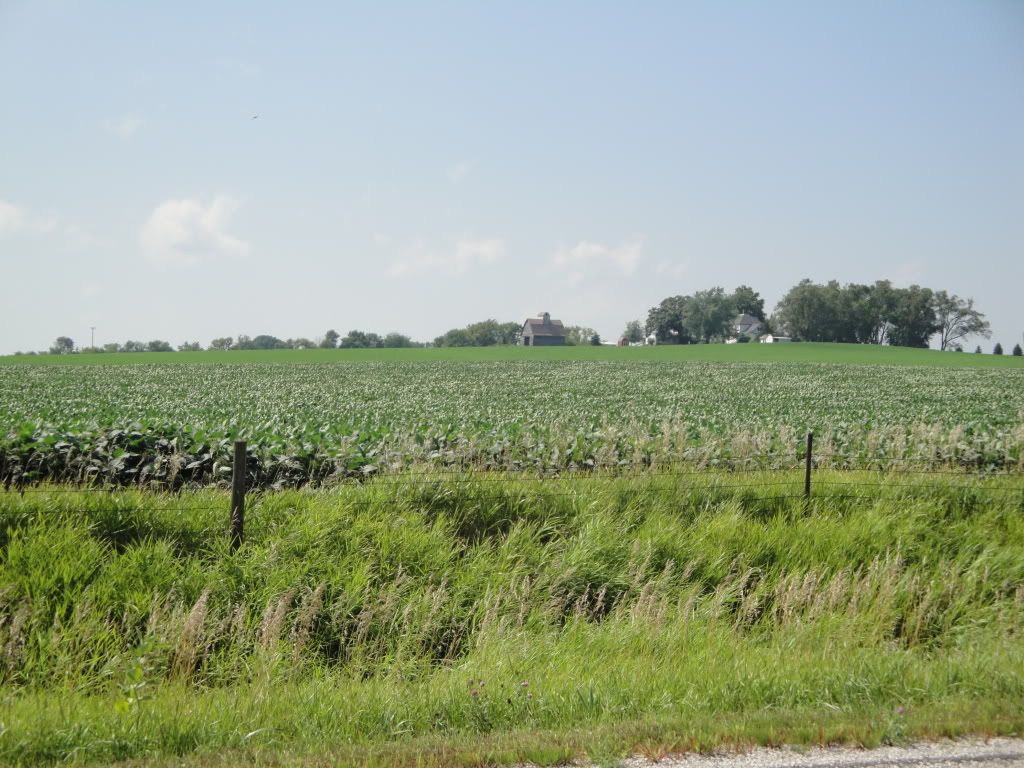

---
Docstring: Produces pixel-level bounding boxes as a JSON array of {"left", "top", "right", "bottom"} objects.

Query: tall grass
[{"left": 1, "top": 472, "right": 1022, "bottom": 765}]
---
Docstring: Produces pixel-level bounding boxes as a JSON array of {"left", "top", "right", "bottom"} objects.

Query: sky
[{"left": 1, "top": 1, "right": 1022, "bottom": 353}]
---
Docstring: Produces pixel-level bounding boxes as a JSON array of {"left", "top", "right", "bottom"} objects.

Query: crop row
[{"left": 1, "top": 361, "right": 1022, "bottom": 486}]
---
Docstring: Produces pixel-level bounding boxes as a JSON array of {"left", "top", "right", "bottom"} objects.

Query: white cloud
[
  {"left": 140, "top": 196, "right": 250, "bottom": 267},
  {"left": 387, "top": 237, "right": 505, "bottom": 278},
  {"left": 448, "top": 161, "right": 471, "bottom": 182},
  {"left": 0, "top": 200, "right": 26, "bottom": 234},
  {"left": 106, "top": 115, "right": 143, "bottom": 137},
  {"left": 655, "top": 259, "right": 688, "bottom": 277},
  {"left": 0, "top": 199, "right": 55, "bottom": 236},
  {"left": 552, "top": 240, "right": 642, "bottom": 279}
]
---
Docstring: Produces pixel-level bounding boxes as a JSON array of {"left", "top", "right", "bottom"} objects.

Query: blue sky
[{"left": 1, "top": 1, "right": 1021, "bottom": 352}]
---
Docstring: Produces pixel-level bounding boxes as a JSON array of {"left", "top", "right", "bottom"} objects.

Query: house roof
[
  {"left": 735, "top": 313, "right": 763, "bottom": 327},
  {"left": 523, "top": 317, "right": 566, "bottom": 337}
]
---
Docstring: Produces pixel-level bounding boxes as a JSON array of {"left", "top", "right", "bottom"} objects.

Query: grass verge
[{"left": 1, "top": 472, "right": 1022, "bottom": 765}]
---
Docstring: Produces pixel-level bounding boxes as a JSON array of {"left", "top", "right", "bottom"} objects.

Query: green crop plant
[{"left": 1, "top": 361, "right": 1023, "bottom": 487}]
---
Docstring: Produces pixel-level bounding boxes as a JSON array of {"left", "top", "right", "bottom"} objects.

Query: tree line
[
  {"left": 635, "top": 280, "right": 1003, "bottom": 351},
  {"left": 432, "top": 320, "right": 600, "bottom": 346},
  {"left": 29, "top": 318, "right": 616, "bottom": 356},
  {"left": 16, "top": 279, "right": 1016, "bottom": 356}
]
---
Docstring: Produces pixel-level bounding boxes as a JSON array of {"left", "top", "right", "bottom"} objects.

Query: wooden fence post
[
  {"left": 804, "top": 431, "right": 814, "bottom": 501},
  {"left": 230, "top": 440, "right": 246, "bottom": 551}
]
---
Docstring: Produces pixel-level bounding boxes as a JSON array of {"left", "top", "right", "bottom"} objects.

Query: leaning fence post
[
  {"left": 230, "top": 440, "right": 246, "bottom": 551},
  {"left": 804, "top": 431, "right": 814, "bottom": 501}
]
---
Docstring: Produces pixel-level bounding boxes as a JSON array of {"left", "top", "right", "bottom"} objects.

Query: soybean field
[{"left": 2, "top": 356, "right": 1023, "bottom": 486}]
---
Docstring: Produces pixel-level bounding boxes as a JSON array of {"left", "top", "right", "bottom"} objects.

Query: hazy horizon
[{"left": 2, "top": 2, "right": 1022, "bottom": 354}]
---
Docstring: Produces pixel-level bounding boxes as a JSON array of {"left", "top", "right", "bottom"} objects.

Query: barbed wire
[{"left": 2, "top": 446, "right": 1021, "bottom": 498}]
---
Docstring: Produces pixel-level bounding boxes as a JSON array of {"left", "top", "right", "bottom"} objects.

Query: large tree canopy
[
  {"left": 645, "top": 296, "right": 690, "bottom": 344},
  {"left": 434, "top": 320, "right": 520, "bottom": 347},
  {"left": 933, "top": 291, "right": 991, "bottom": 351},
  {"left": 773, "top": 279, "right": 978, "bottom": 348}
]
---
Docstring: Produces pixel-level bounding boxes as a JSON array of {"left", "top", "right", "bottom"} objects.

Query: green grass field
[
  {"left": 1, "top": 472, "right": 1022, "bottom": 765},
  {"left": 3, "top": 342, "right": 1023, "bottom": 367}
]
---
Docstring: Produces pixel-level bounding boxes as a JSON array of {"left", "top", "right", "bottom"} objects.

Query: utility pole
[{"left": 90, "top": 326, "right": 95, "bottom": 349}]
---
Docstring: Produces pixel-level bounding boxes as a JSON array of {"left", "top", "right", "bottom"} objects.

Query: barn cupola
[{"left": 542, "top": 311, "right": 550, "bottom": 325}]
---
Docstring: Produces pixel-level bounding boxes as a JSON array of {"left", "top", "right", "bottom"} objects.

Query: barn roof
[{"left": 523, "top": 317, "right": 566, "bottom": 336}]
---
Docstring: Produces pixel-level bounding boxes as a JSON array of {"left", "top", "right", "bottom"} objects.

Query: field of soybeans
[
  {"left": 1, "top": 349, "right": 1023, "bottom": 766},
  {"left": 2, "top": 352, "right": 1024, "bottom": 487}
]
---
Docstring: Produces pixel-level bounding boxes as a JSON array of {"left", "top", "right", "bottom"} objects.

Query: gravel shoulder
[{"left": 606, "top": 739, "right": 1024, "bottom": 768}]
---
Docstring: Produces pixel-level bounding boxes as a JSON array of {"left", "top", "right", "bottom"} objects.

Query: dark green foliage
[
  {"left": 339, "top": 330, "right": 382, "bottom": 348},
  {"left": 48, "top": 336, "right": 74, "bottom": 355},
  {"left": 994, "top": 343, "right": 1003, "bottom": 355},
  {"left": 772, "top": 280, "right": 984, "bottom": 348},
  {"left": 434, "top": 320, "right": 520, "bottom": 347},
  {"left": 621, "top": 320, "right": 645, "bottom": 344},
  {"left": 1014, "top": 344, "right": 1022, "bottom": 357},
  {"left": 644, "top": 296, "right": 691, "bottom": 343},
  {"left": 732, "top": 285, "right": 765, "bottom": 321},
  {"left": 320, "top": 329, "right": 340, "bottom": 349}
]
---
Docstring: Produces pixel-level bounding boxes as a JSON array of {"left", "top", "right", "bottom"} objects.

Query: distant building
[
  {"left": 725, "top": 313, "right": 764, "bottom": 343},
  {"left": 733, "top": 314, "right": 764, "bottom": 339},
  {"left": 760, "top": 334, "right": 792, "bottom": 344},
  {"left": 521, "top": 312, "right": 566, "bottom": 346}
]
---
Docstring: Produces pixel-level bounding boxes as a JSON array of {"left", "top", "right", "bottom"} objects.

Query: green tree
[
  {"left": 208, "top": 337, "right": 233, "bottom": 351},
  {"left": 563, "top": 326, "right": 597, "bottom": 346},
  {"left": 974, "top": 345, "right": 982, "bottom": 354},
  {"left": 644, "top": 296, "right": 690, "bottom": 344},
  {"left": 434, "top": 328, "right": 472, "bottom": 347},
  {"left": 49, "top": 336, "right": 75, "bottom": 355},
  {"left": 773, "top": 280, "right": 838, "bottom": 341},
  {"left": 339, "top": 330, "right": 381, "bottom": 348},
  {"left": 383, "top": 333, "right": 414, "bottom": 348},
  {"left": 622, "top": 320, "right": 645, "bottom": 344},
  {"left": 993, "top": 342, "right": 1003, "bottom": 355},
  {"left": 320, "top": 329, "right": 340, "bottom": 349},
  {"left": 147, "top": 340, "right": 173, "bottom": 352},
  {"left": 177, "top": 341, "right": 202, "bottom": 352},
  {"left": 1013, "top": 344, "right": 1022, "bottom": 357},
  {"left": 103, "top": 343, "right": 121, "bottom": 353},
  {"left": 837, "top": 282, "right": 892, "bottom": 344},
  {"left": 286, "top": 338, "right": 316, "bottom": 349},
  {"left": 122, "top": 340, "right": 146, "bottom": 352},
  {"left": 250, "top": 335, "right": 288, "bottom": 350},
  {"left": 886, "top": 285, "right": 938, "bottom": 348},
  {"left": 731, "top": 285, "right": 765, "bottom": 321},
  {"left": 932, "top": 291, "right": 991, "bottom": 351},
  {"left": 683, "top": 287, "right": 735, "bottom": 343},
  {"left": 590, "top": 333, "right": 602, "bottom": 346},
  {"left": 435, "top": 320, "right": 519, "bottom": 347}
]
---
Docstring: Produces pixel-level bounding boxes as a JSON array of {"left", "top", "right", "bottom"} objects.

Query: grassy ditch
[{"left": 0, "top": 472, "right": 1022, "bottom": 765}]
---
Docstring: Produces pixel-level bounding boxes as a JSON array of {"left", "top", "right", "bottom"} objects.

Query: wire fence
[{"left": 3, "top": 436, "right": 1022, "bottom": 548}]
